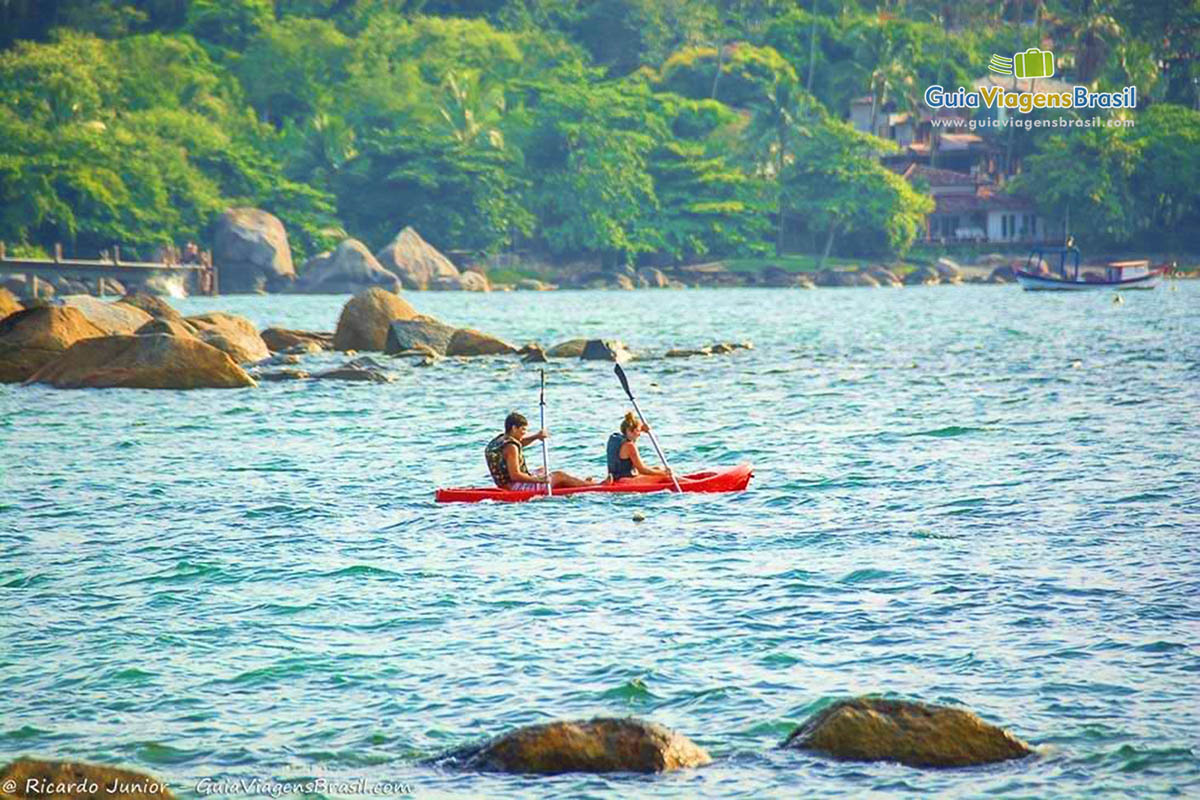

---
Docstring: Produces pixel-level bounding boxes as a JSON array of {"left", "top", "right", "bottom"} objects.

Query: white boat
[{"left": 1015, "top": 247, "right": 1169, "bottom": 291}]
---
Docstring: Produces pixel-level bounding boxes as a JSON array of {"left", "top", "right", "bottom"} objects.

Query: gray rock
[
  {"left": 213, "top": 207, "right": 295, "bottom": 293},
  {"left": 294, "top": 239, "right": 401, "bottom": 294},
  {"left": 384, "top": 316, "right": 457, "bottom": 356},
  {"left": 580, "top": 339, "right": 632, "bottom": 362},
  {"left": 546, "top": 339, "right": 588, "bottom": 358},
  {"left": 376, "top": 226, "right": 461, "bottom": 290}
]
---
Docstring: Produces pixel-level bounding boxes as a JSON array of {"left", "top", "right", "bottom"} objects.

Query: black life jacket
[{"left": 607, "top": 432, "right": 634, "bottom": 479}]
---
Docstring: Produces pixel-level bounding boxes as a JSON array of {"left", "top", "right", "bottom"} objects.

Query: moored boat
[
  {"left": 435, "top": 463, "right": 753, "bottom": 503},
  {"left": 1015, "top": 246, "right": 1169, "bottom": 291}
]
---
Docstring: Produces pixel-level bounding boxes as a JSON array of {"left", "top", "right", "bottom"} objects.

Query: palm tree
[
  {"left": 743, "top": 79, "right": 819, "bottom": 255},
  {"left": 437, "top": 70, "right": 506, "bottom": 150}
]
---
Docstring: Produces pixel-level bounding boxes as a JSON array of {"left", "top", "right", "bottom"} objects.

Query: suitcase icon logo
[{"left": 988, "top": 48, "right": 1055, "bottom": 79}]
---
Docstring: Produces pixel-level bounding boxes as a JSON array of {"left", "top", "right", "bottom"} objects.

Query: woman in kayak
[
  {"left": 485, "top": 412, "right": 595, "bottom": 491},
  {"left": 607, "top": 411, "right": 673, "bottom": 482}
]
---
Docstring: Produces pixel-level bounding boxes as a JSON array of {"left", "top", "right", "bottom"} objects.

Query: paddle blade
[{"left": 614, "top": 363, "right": 633, "bottom": 399}]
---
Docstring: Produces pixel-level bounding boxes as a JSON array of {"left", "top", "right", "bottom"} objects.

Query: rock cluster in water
[{"left": 0, "top": 698, "right": 1033, "bottom": 797}]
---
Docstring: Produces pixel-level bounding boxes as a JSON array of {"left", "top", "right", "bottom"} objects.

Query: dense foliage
[{"left": 1, "top": 0, "right": 1197, "bottom": 264}]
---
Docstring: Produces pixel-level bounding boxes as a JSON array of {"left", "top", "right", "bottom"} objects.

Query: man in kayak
[
  {"left": 607, "top": 411, "right": 673, "bottom": 481},
  {"left": 485, "top": 412, "right": 595, "bottom": 491}
]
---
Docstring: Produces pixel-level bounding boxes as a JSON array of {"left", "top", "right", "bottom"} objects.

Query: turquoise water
[{"left": 2, "top": 285, "right": 1198, "bottom": 799}]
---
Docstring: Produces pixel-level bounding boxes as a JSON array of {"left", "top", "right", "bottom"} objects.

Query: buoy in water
[
  {"left": 1113, "top": 293, "right": 1124, "bottom": 305},
  {"left": 632, "top": 512, "right": 646, "bottom": 522}
]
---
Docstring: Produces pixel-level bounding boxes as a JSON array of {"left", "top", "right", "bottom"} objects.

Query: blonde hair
[{"left": 620, "top": 411, "right": 640, "bottom": 435}]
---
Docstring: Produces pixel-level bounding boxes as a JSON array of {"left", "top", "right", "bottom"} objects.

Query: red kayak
[{"left": 435, "top": 463, "right": 753, "bottom": 503}]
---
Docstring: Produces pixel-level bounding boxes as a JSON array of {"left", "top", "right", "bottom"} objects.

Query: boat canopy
[{"left": 1028, "top": 246, "right": 1081, "bottom": 279}]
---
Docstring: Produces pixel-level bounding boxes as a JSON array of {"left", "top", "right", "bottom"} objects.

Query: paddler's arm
[
  {"left": 520, "top": 429, "right": 548, "bottom": 447},
  {"left": 504, "top": 442, "right": 546, "bottom": 484},
  {"left": 626, "top": 442, "right": 670, "bottom": 478}
]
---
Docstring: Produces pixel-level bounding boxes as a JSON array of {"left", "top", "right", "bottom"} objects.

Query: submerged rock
[
  {"left": 0, "top": 306, "right": 105, "bottom": 383},
  {"left": 0, "top": 758, "right": 174, "bottom": 799},
  {"left": 184, "top": 312, "right": 270, "bottom": 364},
  {"left": 333, "top": 288, "right": 419, "bottom": 352},
  {"left": 26, "top": 334, "right": 256, "bottom": 390},
  {"left": 521, "top": 346, "right": 548, "bottom": 363},
  {"left": 781, "top": 697, "right": 1032, "bottom": 768},
  {"left": 441, "top": 717, "right": 712, "bottom": 774}
]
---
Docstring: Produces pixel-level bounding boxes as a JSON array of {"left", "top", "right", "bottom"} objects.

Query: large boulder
[
  {"left": 0, "top": 306, "right": 105, "bottom": 383},
  {"left": 184, "top": 312, "right": 270, "bottom": 364},
  {"left": 640, "top": 267, "right": 670, "bottom": 288},
  {"left": 333, "top": 288, "right": 419, "bottom": 351},
  {"left": 781, "top": 697, "right": 1033, "bottom": 768},
  {"left": 546, "top": 339, "right": 588, "bottom": 358},
  {"left": 581, "top": 339, "right": 632, "bottom": 362},
  {"left": 26, "top": 334, "right": 256, "bottom": 390},
  {"left": 116, "top": 293, "right": 185, "bottom": 324},
  {"left": 0, "top": 758, "right": 174, "bottom": 799},
  {"left": 58, "top": 296, "right": 153, "bottom": 335},
  {"left": 988, "top": 264, "right": 1017, "bottom": 283},
  {"left": 442, "top": 717, "right": 711, "bottom": 774},
  {"left": 375, "top": 226, "right": 461, "bottom": 290},
  {"left": 213, "top": 207, "right": 295, "bottom": 293},
  {"left": 294, "top": 239, "right": 402, "bottom": 294},
  {"left": 863, "top": 265, "right": 902, "bottom": 287},
  {"left": 0, "top": 287, "right": 20, "bottom": 321},
  {"left": 384, "top": 316, "right": 457, "bottom": 356},
  {"left": 260, "top": 328, "right": 333, "bottom": 352},
  {"left": 446, "top": 328, "right": 517, "bottom": 357}
]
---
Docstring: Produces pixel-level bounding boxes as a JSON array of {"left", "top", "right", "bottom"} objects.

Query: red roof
[{"left": 933, "top": 188, "right": 1035, "bottom": 214}]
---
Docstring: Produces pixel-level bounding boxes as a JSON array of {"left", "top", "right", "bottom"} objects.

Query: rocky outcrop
[
  {"left": 814, "top": 269, "right": 880, "bottom": 288},
  {"left": 666, "top": 341, "right": 752, "bottom": 358},
  {"left": 760, "top": 266, "right": 814, "bottom": 288},
  {"left": 863, "top": 265, "right": 902, "bottom": 287},
  {"left": 213, "top": 207, "right": 295, "bottom": 293},
  {"left": 0, "top": 288, "right": 21, "bottom": 321},
  {"left": 0, "top": 307, "right": 106, "bottom": 383},
  {"left": 384, "top": 317, "right": 457, "bottom": 356},
  {"left": 639, "top": 267, "right": 671, "bottom": 288},
  {"left": 375, "top": 227, "right": 461, "bottom": 290},
  {"left": 260, "top": 328, "right": 333, "bottom": 353},
  {"left": 58, "top": 296, "right": 153, "bottom": 335},
  {"left": 515, "top": 278, "right": 554, "bottom": 291},
  {"left": 0, "top": 758, "right": 174, "bottom": 799},
  {"left": 333, "top": 288, "right": 419, "bottom": 351},
  {"left": 294, "top": 239, "right": 402, "bottom": 294},
  {"left": 781, "top": 697, "right": 1033, "bottom": 768},
  {"left": 934, "top": 258, "right": 964, "bottom": 283},
  {"left": 580, "top": 339, "right": 633, "bottom": 362},
  {"left": 184, "top": 312, "right": 270, "bottom": 364},
  {"left": 442, "top": 717, "right": 712, "bottom": 774},
  {"left": 903, "top": 266, "right": 941, "bottom": 286},
  {"left": 26, "top": 334, "right": 256, "bottom": 390},
  {"left": 446, "top": 328, "right": 516, "bottom": 357},
  {"left": 313, "top": 356, "right": 394, "bottom": 383},
  {"left": 521, "top": 346, "right": 548, "bottom": 363},
  {"left": 117, "top": 293, "right": 185, "bottom": 324},
  {"left": 546, "top": 339, "right": 588, "bottom": 358}
]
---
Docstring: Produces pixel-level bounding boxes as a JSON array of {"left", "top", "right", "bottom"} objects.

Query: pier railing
[{"left": 0, "top": 242, "right": 218, "bottom": 296}]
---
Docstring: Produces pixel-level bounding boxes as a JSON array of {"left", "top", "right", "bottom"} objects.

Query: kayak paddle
[
  {"left": 613, "top": 364, "right": 683, "bottom": 493},
  {"left": 539, "top": 369, "right": 551, "bottom": 497}
]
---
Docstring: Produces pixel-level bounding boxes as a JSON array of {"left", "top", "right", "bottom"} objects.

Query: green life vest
[{"left": 485, "top": 433, "right": 527, "bottom": 487}]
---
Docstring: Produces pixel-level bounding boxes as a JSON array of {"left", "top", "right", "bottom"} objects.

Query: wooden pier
[{"left": 0, "top": 242, "right": 218, "bottom": 296}]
